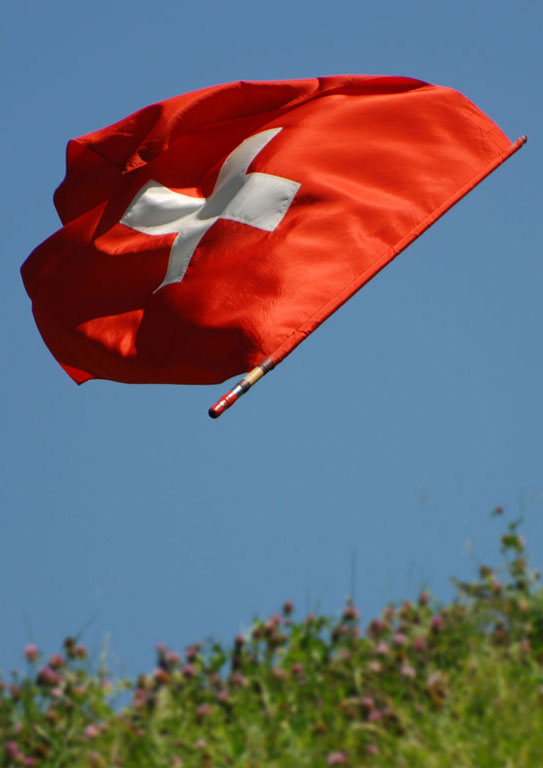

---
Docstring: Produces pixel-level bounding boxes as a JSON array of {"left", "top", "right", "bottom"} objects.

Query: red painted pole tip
[
  {"left": 208, "top": 387, "right": 241, "bottom": 418},
  {"left": 208, "top": 359, "right": 275, "bottom": 419}
]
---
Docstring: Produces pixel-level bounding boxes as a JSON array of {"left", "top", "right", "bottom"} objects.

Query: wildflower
[
  {"left": 153, "top": 667, "right": 171, "bottom": 685},
  {"left": 48, "top": 653, "right": 65, "bottom": 669},
  {"left": 520, "top": 638, "right": 531, "bottom": 654},
  {"left": 230, "top": 673, "right": 248, "bottom": 687},
  {"left": 401, "top": 664, "right": 416, "bottom": 679},
  {"left": 501, "top": 533, "right": 525, "bottom": 551},
  {"left": 64, "top": 636, "right": 76, "bottom": 653},
  {"left": 375, "top": 641, "right": 389, "bottom": 656},
  {"left": 418, "top": 591, "right": 430, "bottom": 606},
  {"left": 492, "top": 580, "right": 503, "bottom": 594},
  {"left": 269, "top": 631, "right": 288, "bottom": 647},
  {"left": 327, "top": 751, "right": 348, "bottom": 765},
  {"left": 393, "top": 632, "right": 408, "bottom": 646},
  {"left": 314, "top": 720, "right": 327, "bottom": 734},
  {"left": 265, "top": 614, "right": 282, "bottom": 634},
  {"left": 368, "top": 660, "right": 382, "bottom": 673},
  {"left": 185, "top": 646, "right": 198, "bottom": 661},
  {"left": 342, "top": 603, "right": 359, "bottom": 622},
  {"left": 252, "top": 623, "right": 264, "bottom": 639},
  {"left": 413, "top": 636, "right": 428, "bottom": 652},
  {"left": 37, "top": 666, "right": 62, "bottom": 686},
  {"left": 368, "top": 708, "right": 383, "bottom": 722},
  {"left": 494, "top": 622, "right": 507, "bottom": 644},
  {"left": 340, "top": 697, "right": 359, "bottom": 718},
  {"left": 291, "top": 663, "right": 304, "bottom": 677},
  {"left": 272, "top": 667, "right": 287, "bottom": 680},
  {"left": 283, "top": 600, "right": 294, "bottom": 616},
  {"left": 208, "top": 671, "right": 221, "bottom": 689},
  {"left": 234, "top": 633, "right": 245, "bottom": 648},
  {"left": 383, "top": 707, "right": 404, "bottom": 733},
  {"left": 367, "top": 743, "right": 379, "bottom": 756},
  {"left": 332, "top": 625, "right": 348, "bottom": 642},
  {"left": 51, "top": 686, "right": 63, "bottom": 699},
  {"left": 367, "top": 618, "right": 389, "bottom": 638},
  {"left": 23, "top": 757, "right": 38, "bottom": 767},
  {"left": 74, "top": 644, "right": 88, "bottom": 659},
  {"left": 361, "top": 695, "right": 374, "bottom": 710},
  {"left": 197, "top": 703, "right": 213, "bottom": 718},
  {"left": 84, "top": 723, "right": 101, "bottom": 740},
  {"left": 430, "top": 615, "right": 444, "bottom": 633},
  {"left": 426, "top": 671, "right": 448, "bottom": 704},
  {"left": 217, "top": 689, "right": 230, "bottom": 702},
  {"left": 166, "top": 651, "right": 180, "bottom": 666},
  {"left": 10, "top": 684, "right": 22, "bottom": 700},
  {"left": 517, "top": 597, "right": 529, "bottom": 613},
  {"left": 181, "top": 663, "right": 196, "bottom": 678},
  {"left": 87, "top": 751, "right": 105, "bottom": 768},
  {"left": 45, "top": 707, "right": 59, "bottom": 724},
  {"left": 6, "top": 742, "right": 22, "bottom": 761},
  {"left": 24, "top": 644, "right": 39, "bottom": 662},
  {"left": 194, "top": 738, "right": 207, "bottom": 749},
  {"left": 383, "top": 605, "right": 395, "bottom": 621}
]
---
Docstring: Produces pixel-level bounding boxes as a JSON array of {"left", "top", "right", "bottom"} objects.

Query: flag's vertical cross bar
[{"left": 208, "top": 358, "right": 275, "bottom": 418}]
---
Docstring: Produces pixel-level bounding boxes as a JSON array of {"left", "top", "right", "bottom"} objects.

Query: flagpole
[{"left": 208, "top": 358, "right": 275, "bottom": 418}]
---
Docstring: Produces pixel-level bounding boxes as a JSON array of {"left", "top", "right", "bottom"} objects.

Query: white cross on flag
[
  {"left": 22, "top": 75, "right": 524, "bottom": 415},
  {"left": 121, "top": 128, "right": 300, "bottom": 291}
]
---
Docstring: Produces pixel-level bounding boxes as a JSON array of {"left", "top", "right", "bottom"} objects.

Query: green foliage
[{"left": 2, "top": 516, "right": 542, "bottom": 767}]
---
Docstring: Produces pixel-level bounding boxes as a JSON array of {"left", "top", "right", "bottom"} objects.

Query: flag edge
[{"left": 266, "top": 135, "right": 527, "bottom": 368}]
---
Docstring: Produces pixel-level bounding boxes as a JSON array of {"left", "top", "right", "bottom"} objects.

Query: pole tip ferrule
[
  {"left": 208, "top": 388, "right": 240, "bottom": 418},
  {"left": 208, "top": 359, "right": 275, "bottom": 419}
]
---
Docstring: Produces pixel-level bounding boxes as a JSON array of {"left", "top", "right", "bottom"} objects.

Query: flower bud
[
  {"left": 24, "top": 644, "right": 39, "bottom": 662},
  {"left": 282, "top": 600, "right": 294, "bottom": 616}
]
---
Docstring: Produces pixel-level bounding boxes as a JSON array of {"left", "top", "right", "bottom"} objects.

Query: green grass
[{"left": 2, "top": 515, "right": 542, "bottom": 767}]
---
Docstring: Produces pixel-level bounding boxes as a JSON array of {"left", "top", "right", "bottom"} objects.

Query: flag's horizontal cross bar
[{"left": 208, "top": 358, "right": 275, "bottom": 418}]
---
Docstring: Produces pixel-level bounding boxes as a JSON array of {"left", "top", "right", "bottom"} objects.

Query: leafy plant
[{"left": 2, "top": 513, "right": 542, "bottom": 767}]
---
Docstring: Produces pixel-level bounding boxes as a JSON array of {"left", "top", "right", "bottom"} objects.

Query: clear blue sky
[{"left": 2, "top": 0, "right": 541, "bottom": 678}]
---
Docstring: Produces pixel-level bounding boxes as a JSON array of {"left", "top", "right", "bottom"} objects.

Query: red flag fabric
[{"left": 22, "top": 75, "right": 523, "bottom": 386}]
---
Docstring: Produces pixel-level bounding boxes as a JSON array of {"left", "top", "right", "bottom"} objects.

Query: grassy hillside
[{"left": 2, "top": 514, "right": 542, "bottom": 767}]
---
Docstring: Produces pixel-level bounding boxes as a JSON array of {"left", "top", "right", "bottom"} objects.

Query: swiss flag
[{"left": 22, "top": 75, "right": 523, "bottom": 389}]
